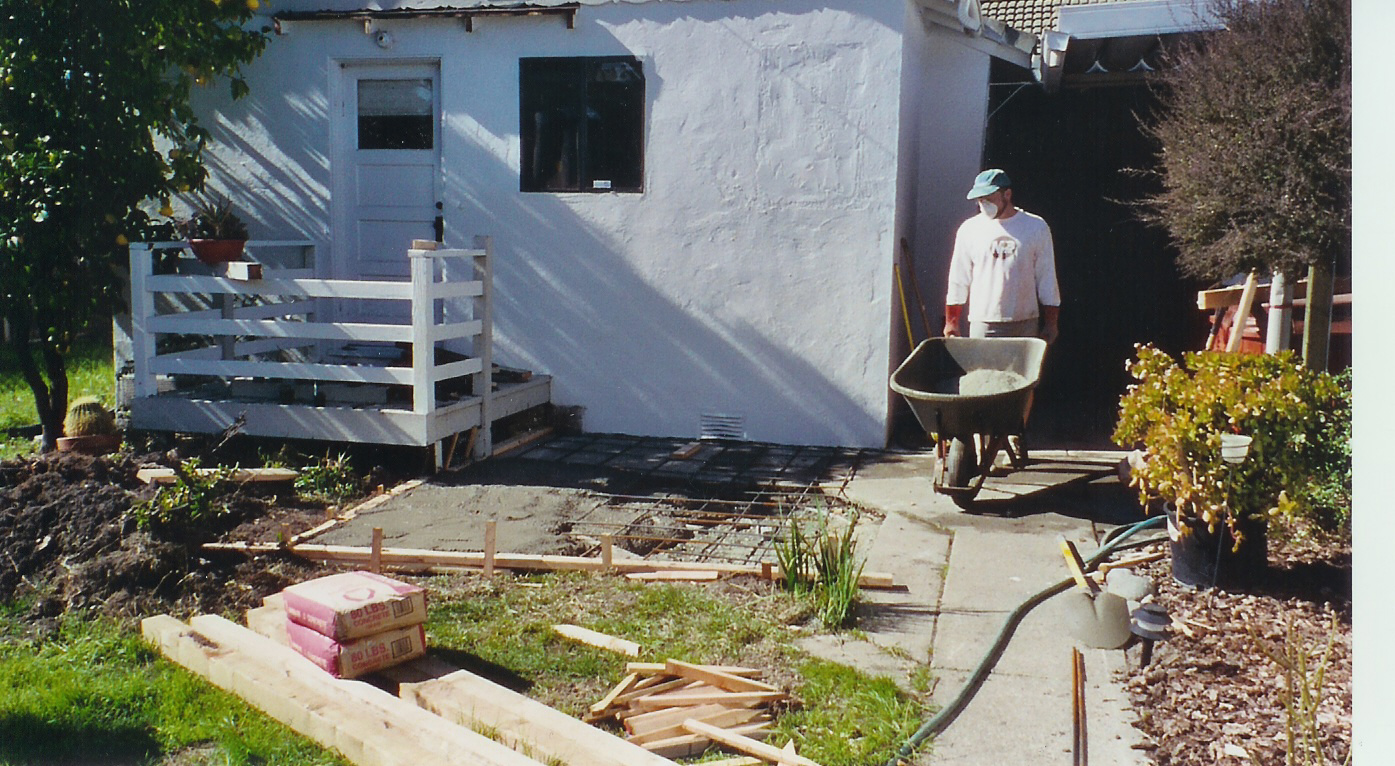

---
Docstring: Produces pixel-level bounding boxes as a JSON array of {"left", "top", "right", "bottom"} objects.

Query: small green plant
[
  {"left": 130, "top": 458, "right": 234, "bottom": 529},
  {"left": 63, "top": 395, "right": 117, "bottom": 437},
  {"left": 294, "top": 452, "right": 361, "bottom": 504},
  {"left": 775, "top": 505, "right": 866, "bottom": 628},
  {"left": 176, "top": 193, "right": 249, "bottom": 240},
  {"left": 1113, "top": 345, "right": 1350, "bottom": 544},
  {"left": 1250, "top": 614, "right": 1348, "bottom": 766}
]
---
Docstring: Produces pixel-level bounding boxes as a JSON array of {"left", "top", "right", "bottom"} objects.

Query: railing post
[
  {"left": 129, "top": 243, "right": 158, "bottom": 399},
  {"left": 474, "top": 235, "right": 494, "bottom": 460},
  {"left": 410, "top": 248, "right": 435, "bottom": 416}
]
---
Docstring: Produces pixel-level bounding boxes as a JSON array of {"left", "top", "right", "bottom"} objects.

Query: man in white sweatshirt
[{"left": 942, "top": 169, "right": 1060, "bottom": 343}]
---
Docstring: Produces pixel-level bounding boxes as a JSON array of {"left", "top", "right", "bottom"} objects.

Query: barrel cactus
[{"left": 64, "top": 396, "right": 118, "bottom": 437}]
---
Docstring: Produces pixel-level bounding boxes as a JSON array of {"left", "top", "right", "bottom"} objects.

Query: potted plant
[
  {"left": 56, "top": 396, "right": 122, "bottom": 455},
  {"left": 1113, "top": 344, "right": 1348, "bottom": 588},
  {"left": 177, "top": 194, "right": 249, "bottom": 265}
]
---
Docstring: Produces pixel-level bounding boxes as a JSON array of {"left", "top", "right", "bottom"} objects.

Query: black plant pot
[{"left": 1166, "top": 504, "right": 1268, "bottom": 589}]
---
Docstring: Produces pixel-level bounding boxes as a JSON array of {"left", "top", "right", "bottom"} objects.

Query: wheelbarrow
[{"left": 890, "top": 337, "right": 1048, "bottom": 507}]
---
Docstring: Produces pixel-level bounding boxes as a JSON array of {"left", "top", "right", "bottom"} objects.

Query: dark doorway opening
[{"left": 982, "top": 60, "right": 1210, "bottom": 448}]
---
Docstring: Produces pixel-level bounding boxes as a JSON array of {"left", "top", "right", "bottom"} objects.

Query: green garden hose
[{"left": 884, "top": 515, "right": 1168, "bottom": 766}]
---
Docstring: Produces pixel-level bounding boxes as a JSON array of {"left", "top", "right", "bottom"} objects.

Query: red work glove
[{"left": 943, "top": 304, "right": 964, "bottom": 337}]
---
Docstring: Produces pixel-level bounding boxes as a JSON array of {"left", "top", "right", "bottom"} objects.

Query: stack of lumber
[
  {"left": 278, "top": 570, "right": 428, "bottom": 678},
  {"left": 586, "top": 659, "right": 790, "bottom": 759},
  {"left": 141, "top": 613, "right": 544, "bottom": 766}
]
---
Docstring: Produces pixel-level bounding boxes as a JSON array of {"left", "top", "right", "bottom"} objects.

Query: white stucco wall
[
  {"left": 193, "top": 0, "right": 994, "bottom": 448},
  {"left": 895, "top": 13, "right": 993, "bottom": 344}
]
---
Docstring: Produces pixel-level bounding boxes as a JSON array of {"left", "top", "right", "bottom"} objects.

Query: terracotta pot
[
  {"left": 189, "top": 239, "right": 246, "bottom": 266},
  {"left": 56, "top": 433, "right": 122, "bottom": 456},
  {"left": 1165, "top": 503, "right": 1267, "bottom": 589}
]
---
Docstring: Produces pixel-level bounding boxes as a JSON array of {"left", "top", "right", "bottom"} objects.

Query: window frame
[{"left": 519, "top": 55, "right": 646, "bottom": 194}]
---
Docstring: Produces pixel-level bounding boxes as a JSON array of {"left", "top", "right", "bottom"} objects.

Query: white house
[{"left": 178, "top": 0, "right": 1033, "bottom": 449}]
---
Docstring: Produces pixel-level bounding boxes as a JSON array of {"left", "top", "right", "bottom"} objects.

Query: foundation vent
[{"left": 699, "top": 413, "right": 747, "bottom": 441}]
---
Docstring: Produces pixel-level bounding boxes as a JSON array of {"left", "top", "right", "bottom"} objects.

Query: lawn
[
  {"left": 0, "top": 606, "right": 348, "bottom": 766},
  {"left": 0, "top": 332, "right": 116, "bottom": 461},
  {"left": 2, "top": 572, "right": 931, "bottom": 766}
]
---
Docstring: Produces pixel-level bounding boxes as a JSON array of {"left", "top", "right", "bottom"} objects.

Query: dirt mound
[{"left": 0, "top": 452, "right": 319, "bottom": 629}]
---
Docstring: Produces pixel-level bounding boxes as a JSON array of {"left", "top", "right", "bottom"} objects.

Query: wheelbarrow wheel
[{"left": 944, "top": 437, "right": 977, "bottom": 490}]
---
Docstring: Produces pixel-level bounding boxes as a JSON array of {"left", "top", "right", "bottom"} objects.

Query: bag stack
[{"left": 279, "top": 570, "right": 429, "bottom": 678}]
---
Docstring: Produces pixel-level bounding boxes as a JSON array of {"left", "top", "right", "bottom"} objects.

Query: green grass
[
  {"left": 423, "top": 573, "right": 930, "bottom": 765},
  {"left": 0, "top": 608, "right": 347, "bottom": 766},
  {"left": 0, "top": 334, "right": 116, "bottom": 461}
]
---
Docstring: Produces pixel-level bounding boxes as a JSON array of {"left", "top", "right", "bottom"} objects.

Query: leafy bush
[
  {"left": 130, "top": 458, "right": 234, "bottom": 530},
  {"left": 293, "top": 453, "right": 361, "bottom": 505},
  {"left": 1113, "top": 345, "right": 1349, "bottom": 543},
  {"left": 1138, "top": 0, "right": 1350, "bottom": 281}
]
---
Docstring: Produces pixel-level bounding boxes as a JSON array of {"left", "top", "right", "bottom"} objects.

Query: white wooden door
[{"left": 334, "top": 63, "right": 442, "bottom": 285}]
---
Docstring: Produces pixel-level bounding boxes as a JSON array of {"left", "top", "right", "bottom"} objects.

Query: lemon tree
[{"left": 0, "top": 0, "right": 267, "bottom": 449}]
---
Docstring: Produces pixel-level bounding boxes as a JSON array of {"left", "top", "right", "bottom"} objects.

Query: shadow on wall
[
  {"left": 192, "top": 14, "right": 884, "bottom": 446},
  {"left": 445, "top": 132, "right": 878, "bottom": 446}
]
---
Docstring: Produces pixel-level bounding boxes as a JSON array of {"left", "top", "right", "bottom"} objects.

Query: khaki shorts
[{"left": 969, "top": 317, "right": 1038, "bottom": 338}]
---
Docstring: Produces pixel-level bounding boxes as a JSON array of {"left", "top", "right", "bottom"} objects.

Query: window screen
[
  {"left": 358, "top": 78, "right": 434, "bottom": 150},
  {"left": 520, "top": 57, "right": 644, "bottom": 193}
]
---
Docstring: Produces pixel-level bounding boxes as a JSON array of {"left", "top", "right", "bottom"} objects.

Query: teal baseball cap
[{"left": 966, "top": 169, "right": 1011, "bottom": 199}]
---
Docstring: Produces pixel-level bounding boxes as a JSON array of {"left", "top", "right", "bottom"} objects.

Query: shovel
[{"left": 1057, "top": 536, "right": 1133, "bottom": 649}]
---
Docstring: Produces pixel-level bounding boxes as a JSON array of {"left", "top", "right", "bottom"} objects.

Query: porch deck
[{"left": 126, "top": 236, "right": 550, "bottom": 463}]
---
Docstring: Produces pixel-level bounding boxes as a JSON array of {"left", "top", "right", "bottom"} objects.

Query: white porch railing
[{"left": 127, "top": 236, "right": 550, "bottom": 463}]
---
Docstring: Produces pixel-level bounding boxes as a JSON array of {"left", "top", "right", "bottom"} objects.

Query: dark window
[
  {"left": 358, "top": 79, "right": 434, "bottom": 150},
  {"left": 520, "top": 56, "right": 644, "bottom": 193}
]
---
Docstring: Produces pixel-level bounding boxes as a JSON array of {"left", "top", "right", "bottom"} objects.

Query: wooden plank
[
  {"left": 142, "top": 614, "right": 542, "bottom": 766},
  {"left": 402, "top": 668, "right": 682, "bottom": 766},
  {"left": 624, "top": 703, "right": 731, "bottom": 738},
  {"left": 147, "top": 273, "right": 416, "bottom": 300},
  {"left": 552, "top": 624, "right": 641, "bottom": 657},
  {"left": 588, "top": 672, "right": 641, "bottom": 717},
  {"left": 187, "top": 614, "right": 540, "bottom": 766},
  {"left": 640, "top": 722, "right": 772, "bottom": 759},
  {"left": 138, "top": 466, "right": 299, "bottom": 485},
  {"left": 664, "top": 659, "right": 780, "bottom": 694},
  {"left": 629, "top": 706, "right": 763, "bottom": 745},
  {"left": 613, "top": 677, "right": 698, "bottom": 705},
  {"left": 200, "top": 542, "right": 897, "bottom": 589},
  {"left": 669, "top": 441, "right": 703, "bottom": 460},
  {"left": 681, "top": 720, "right": 820, "bottom": 766},
  {"left": 630, "top": 689, "right": 786, "bottom": 711},
  {"left": 626, "top": 662, "right": 762, "bottom": 678},
  {"left": 702, "top": 758, "right": 762, "bottom": 766},
  {"left": 1226, "top": 272, "right": 1260, "bottom": 353},
  {"left": 626, "top": 571, "right": 721, "bottom": 582},
  {"left": 222, "top": 261, "right": 263, "bottom": 281},
  {"left": 483, "top": 520, "right": 497, "bottom": 578}
]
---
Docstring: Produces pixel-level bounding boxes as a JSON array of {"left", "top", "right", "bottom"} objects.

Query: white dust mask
[{"left": 977, "top": 199, "right": 999, "bottom": 219}]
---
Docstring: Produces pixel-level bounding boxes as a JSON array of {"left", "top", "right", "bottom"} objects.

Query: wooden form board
[
  {"left": 137, "top": 466, "right": 298, "bottom": 485},
  {"left": 204, "top": 541, "right": 897, "bottom": 589},
  {"left": 553, "top": 624, "right": 641, "bottom": 657},
  {"left": 682, "top": 719, "right": 823, "bottom": 766},
  {"left": 141, "top": 614, "right": 542, "bottom": 766}
]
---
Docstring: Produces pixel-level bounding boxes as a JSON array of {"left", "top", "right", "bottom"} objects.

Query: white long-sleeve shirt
[{"left": 945, "top": 209, "right": 1060, "bottom": 323}]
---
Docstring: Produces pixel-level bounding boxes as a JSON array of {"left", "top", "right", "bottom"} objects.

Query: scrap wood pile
[
  {"left": 585, "top": 659, "right": 794, "bottom": 759},
  {"left": 143, "top": 569, "right": 825, "bottom": 766}
]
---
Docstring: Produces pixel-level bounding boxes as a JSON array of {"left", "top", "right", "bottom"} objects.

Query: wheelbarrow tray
[{"left": 890, "top": 337, "right": 1048, "bottom": 438}]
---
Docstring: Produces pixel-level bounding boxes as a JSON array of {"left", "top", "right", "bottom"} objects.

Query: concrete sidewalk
[{"left": 824, "top": 449, "right": 1152, "bottom": 765}]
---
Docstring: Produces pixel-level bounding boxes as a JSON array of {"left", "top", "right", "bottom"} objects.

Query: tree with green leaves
[
  {"left": 1, "top": 1, "right": 267, "bottom": 450},
  {"left": 1140, "top": 0, "right": 1350, "bottom": 365}
]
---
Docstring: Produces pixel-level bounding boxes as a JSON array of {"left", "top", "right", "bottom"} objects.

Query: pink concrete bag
[
  {"left": 286, "top": 619, "right": 427, "bottom": 678},
  {"left": 281, "top": 570, "right": 427, "bottom": 641}
]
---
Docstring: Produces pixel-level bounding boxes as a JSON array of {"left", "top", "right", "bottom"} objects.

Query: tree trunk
[
  {"left": 6, "top": 319, "right": 68, "bottom": 452},
  {"left": 1302, "top": 260, "right": 1334, "bottom": 371}
]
